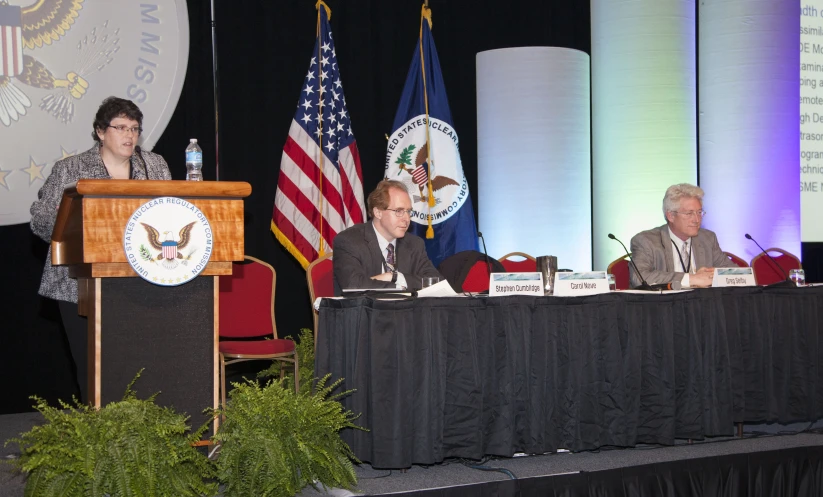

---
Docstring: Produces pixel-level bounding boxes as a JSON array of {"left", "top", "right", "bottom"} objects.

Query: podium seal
[{"left": 123, "top": 196, "right": 213, "bottom": 286}]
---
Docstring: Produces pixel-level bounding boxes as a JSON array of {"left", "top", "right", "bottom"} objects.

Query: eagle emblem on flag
[
  {"left": 395, "top": 143, "right": 458, "bottom": 205},
  {"left": 140, "top": 221, "right": 196, "bottom": 270}
]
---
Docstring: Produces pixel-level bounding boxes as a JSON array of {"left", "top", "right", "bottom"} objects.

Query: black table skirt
[{"left": 315, "top": 287, "right": 823, "bottom": 468}]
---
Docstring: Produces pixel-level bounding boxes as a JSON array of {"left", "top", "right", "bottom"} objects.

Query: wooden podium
[{"left": 51, "top": 179, "right": 251, "bottom": 431}]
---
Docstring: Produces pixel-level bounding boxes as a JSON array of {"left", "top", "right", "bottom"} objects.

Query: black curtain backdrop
[
  {"left": 0, "top": 0, "right": 591, "bottom": 414},
  {"left": 1, "top": 1, "right": 818, "bottom": 415}
]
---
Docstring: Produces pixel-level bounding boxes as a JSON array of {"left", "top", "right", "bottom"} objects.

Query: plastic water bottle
[{"left": 185, "top": 139, "right": 203, "bottom": 181}]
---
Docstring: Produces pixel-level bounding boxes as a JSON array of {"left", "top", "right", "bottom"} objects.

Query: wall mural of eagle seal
[
  {"left": 123, "top": 196, "right": 213, "bottom": 286},
  {"left": 0, "top": 0, "right": 189, "bottom": 225}
]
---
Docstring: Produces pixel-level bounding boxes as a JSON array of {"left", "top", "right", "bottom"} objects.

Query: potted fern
[
  {"left": 213, "top": 373, "right": 361, "bottom": 497},
  {"left": 6, "top": 373, "right": 217, "bottom": 497}
]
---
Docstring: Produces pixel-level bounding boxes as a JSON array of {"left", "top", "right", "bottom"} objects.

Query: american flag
[
  {"left": 271, "top": 3, "right": 365, "bottom": 269},
  {"left": 0, "top": 4, "right": 23, "bottom": 78}
]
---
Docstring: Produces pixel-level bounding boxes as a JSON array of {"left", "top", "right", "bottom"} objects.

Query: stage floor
[{"left": 2, "top": 412, "right": 822, "bottom": 497}]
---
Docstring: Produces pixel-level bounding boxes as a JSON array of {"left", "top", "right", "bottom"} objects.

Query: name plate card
[
  {"left": 553, "top": 271, "right": 610, "bottom": 296},
  {"left": 712, "top": 267, "right": 756, "bottom": 287},
  {"left": 489, "top": 273, "right": 544, "bottom": 296}
]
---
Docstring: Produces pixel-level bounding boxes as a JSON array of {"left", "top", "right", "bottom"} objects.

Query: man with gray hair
[{"left": 629, "top": 183, "right": 736, "bottom": 288}]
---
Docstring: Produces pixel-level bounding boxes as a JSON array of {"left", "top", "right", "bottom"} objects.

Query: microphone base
[
  {"left": 764, "top": 279, "right": 798, "bottom": 289},
  {"left": 635, "top": 282, "right": 682, "bottom": 291}
]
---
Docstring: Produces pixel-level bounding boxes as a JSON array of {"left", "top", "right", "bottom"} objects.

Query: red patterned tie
[{"left": 386, "top": 244, "right": 396, "bottom": 266}]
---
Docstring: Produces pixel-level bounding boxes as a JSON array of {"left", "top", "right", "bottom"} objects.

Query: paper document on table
[
  {"left": 417, "top": 279, "right": 458, "bottom": 297},
  {"left": 314, "top": 297, "right": 346, "bottom": 310}
]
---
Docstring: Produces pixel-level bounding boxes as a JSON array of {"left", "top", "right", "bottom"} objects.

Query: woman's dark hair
[{"left": 91, "top": 97, "right": 143, "bottom": 142}]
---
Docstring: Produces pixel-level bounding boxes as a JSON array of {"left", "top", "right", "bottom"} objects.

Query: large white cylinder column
[
  {"left": 699, "top": 1, "right": 800, "bottom": 261},
  {"left": 591, "top": 0, "right": 697, "bottom": 270},
  {"left": 477, "top": 47, "right": 591, "bottom": 271}
]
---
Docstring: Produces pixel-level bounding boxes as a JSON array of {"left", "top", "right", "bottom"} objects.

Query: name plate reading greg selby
[
  {"left": 489, "top": 273, "right": 544, "bottom": 296},
  {"left": 553, "top": 271, "right": 610, "bottom": 296},
  {"left": 712, "top": 267, "right": 756, "bottom": 287}
]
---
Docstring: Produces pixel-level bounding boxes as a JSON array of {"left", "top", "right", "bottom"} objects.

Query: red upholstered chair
[
  {"left": 723, "top": 251, "right": 749, "bottom": 268},
  {"left": 499, "top": 252, "right": 537, "bottom": 272},
  {"left": 306, "top": 252, "right": 334, "bottom": 347},
  {"left": 607, "top": 254, "right": 632, "bottom": 290},
  {"left": 463, "top": 261, "right": 493, "bottom": 292},
  {"left": 219, "top": 256, "right": 298, "bottom": 410},
  {"left": 750, "top": 248, "right": 801, "bottom": 285}
]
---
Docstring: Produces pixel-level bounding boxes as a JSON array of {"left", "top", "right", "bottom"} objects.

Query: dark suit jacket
[
  {"left": 629, "top": 224, "right": 736, "bottom": 288},
  {"left": 332, "top": 222, "right": 442, "bottom": 296}
]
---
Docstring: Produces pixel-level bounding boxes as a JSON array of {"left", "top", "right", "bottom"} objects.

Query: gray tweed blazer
[
  {"left": 30, "top": 145, "right": 172, "bottom": 303},
  {"left": 628, "top": 224, "right": 737, "bottom": 288}
]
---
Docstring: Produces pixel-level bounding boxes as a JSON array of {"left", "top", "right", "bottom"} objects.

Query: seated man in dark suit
[
  {"left": 630, "top": 183, "right": 736, "bottom": 288},
  {"left": 333, "top": 179, "right": 442, "bottom": 295}
]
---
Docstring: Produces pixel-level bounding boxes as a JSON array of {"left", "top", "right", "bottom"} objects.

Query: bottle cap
[{"left": 190, "top": 138, "right": 197, "bottom": 143}]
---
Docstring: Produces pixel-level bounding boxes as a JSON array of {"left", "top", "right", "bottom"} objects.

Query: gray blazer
[
  {"left": 30, "top": 145, "right": 172, "bottom": 303},
  {"left": 332, "top": 222, "right": 442, "bottom": 296},
  {"left": 628, "top": 224, "right": 736, "bottom": 288}
]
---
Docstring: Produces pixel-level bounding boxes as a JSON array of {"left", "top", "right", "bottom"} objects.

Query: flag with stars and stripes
[{"left": 271, "top": 2, "right": 365, "bottom": 269}]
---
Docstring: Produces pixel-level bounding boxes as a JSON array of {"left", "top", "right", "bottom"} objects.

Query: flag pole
[
  {"left": 419, "top": 4, "right": 435, "bottom": 238},
  {"left": 316, "top": 1, "right": 329, "bottom": 255},
  {"left": 210, "top": 0, "right": 221, "bottom": 180}
]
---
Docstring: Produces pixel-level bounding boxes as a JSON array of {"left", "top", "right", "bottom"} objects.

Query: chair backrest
[
  {"left": 463, "top": 261, "right": 492, "bottom": 292},
  {"left": 438, "top": 250, "right": 505, "bottom": 292},
  {"left": 219, "top": 255, "right": 276, "bottom": 339},
  {"left": 607, "top": 254, "right": 631, "bottom": 290},
  {"left": 307, "top": 252, "right": 334, "bottom": 304},
  {"left": 723, "top": 251, "right": 749, "bottom": 268},
  {"left": 499, "top": 252, "right": 537, "bottom": 272},
  {"left": 750, "top": 248, "right": 801, "bottom": 285}
]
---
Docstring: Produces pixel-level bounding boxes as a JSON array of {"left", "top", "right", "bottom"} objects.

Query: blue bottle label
[{"left": 186, "top": 151, "right": 202, "bottom": 162}]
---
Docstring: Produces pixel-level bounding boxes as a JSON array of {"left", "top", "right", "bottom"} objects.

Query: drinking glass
[
  {"left": 607, "top": 274, "right": 616, "bottom": 291},
  {"left": 422, "top": 277, "right": 441, "bottom": 288},
  {"left": 789, "top": 269, "right": 806, "bottom": 287}
]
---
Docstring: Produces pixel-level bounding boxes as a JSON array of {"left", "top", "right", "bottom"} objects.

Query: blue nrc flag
[{"left": 385, "top": 6, "right": 478, "bottom": 268}]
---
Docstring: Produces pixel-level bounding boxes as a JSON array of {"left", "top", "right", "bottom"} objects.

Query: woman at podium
[{"left": 29, "top": 96, "right": 171, "bottom": 403}]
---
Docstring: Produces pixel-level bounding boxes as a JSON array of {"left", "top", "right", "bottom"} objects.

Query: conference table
[{"left": 315, "top": 286, "right": 823, "bottom": 469}]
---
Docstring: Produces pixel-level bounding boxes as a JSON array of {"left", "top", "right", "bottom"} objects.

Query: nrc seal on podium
[
  {"left": 123, "top": 197, "right": 213, "bottom": 286},
  {"left": 385, "top": 115, "right": 470, "bottom": 226},
  {"left": 0, "top": 0, "right": 189, "bottom": 225}
]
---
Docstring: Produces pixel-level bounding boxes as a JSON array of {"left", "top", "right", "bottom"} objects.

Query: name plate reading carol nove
[
  {"left": 712, "top": 267, "right": 756, "bottom": 287},
  {"left": 123, "top": 197, "right": 214, "bottom": 286},
  {"left": 553, "top": 271, "right": 610, "bottom": 297},
  {"left": 489, "top": 273, "right": 544, "bottom": 296}
]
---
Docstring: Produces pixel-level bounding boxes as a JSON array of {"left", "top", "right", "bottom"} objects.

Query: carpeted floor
[{"left": 2, "top": 412, "right": 821, "bottom": 497}]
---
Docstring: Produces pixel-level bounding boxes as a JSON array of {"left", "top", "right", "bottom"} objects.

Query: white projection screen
[
  {"left": 477, "top": 47, "right": 592, "bottom": 271},
  {"left": 803, "top": 2, "right": 823, "bottom": 241}
]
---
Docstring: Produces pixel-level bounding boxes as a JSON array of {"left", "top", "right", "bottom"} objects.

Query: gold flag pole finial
[
  {"left": 421, "top": 3, "right": 432, "bottom": 31},
  {"left": 316, "top": 0, "right": 331, "bottom": 21}
]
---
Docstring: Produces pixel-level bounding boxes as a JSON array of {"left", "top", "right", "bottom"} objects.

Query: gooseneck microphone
[
  {"left": 608, "top": 233, "right": 680, "bottom": 291},
  {"left": 477, "top": 231, "right": 492, "bottom": 277},
  {"left": 744, "top": 233, "right": 793, "bottom": 286},
  {"left": 134, "top": 145, "right": 149, "bottom": 180}
]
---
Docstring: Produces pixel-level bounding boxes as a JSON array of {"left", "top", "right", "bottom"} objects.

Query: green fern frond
[
  {"left": 6, "top": 373, "right": 217, "bottom": 497},
  {"left": 214, "top": 373, "right": 362, "bottom": 496}
]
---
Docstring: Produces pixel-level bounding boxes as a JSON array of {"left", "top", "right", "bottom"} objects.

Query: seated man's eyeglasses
[
  {"left": 672, "top": 209, "right": 706, "bottom": 218},
  {"left": 384, "top": 208, "right": 414, "bottom": 217}
]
